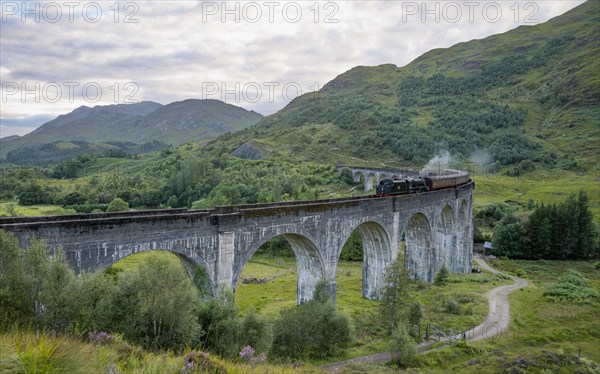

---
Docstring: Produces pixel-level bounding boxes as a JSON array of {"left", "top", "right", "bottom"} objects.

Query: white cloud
[{"left": 0, "top": 0, "right": 586, "bottom": 136}]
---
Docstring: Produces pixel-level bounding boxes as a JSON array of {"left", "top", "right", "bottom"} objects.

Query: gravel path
[{"left": 320, "top": 254, "right": 528, "bottom": 372}]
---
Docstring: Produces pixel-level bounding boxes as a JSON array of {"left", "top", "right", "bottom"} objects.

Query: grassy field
[
  {"left": 0, "top": 201, "right": 67, "bottom": 216},
  {"left": 103, "top": 251, "right": 600, "bottom": 372},
  {"left": 108, "top": 250, "right": 187, "bottom": 273},
  {"left": 346, "top": 259, "right": 600, "bottom": 373},
  {"left": 5, "top": 246, "right": 597, "bottom": 372},
  {"left": 472, "top": 170, "right": 600, "bottom": 222},
  {"left": 236, "top": 255, "right": 515, "bottom": 364}
]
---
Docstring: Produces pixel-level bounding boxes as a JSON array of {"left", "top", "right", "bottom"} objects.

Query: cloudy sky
[{"left": 0, "top": 0, "right": 585, "bottom": 137}]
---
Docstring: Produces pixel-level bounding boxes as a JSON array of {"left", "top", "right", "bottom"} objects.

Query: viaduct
[
  {"left": 337, "top": 166, "right": 421, "bottom": 192},
  {"left": 0, "top": 167, "right": 474, "bottom": 304}
]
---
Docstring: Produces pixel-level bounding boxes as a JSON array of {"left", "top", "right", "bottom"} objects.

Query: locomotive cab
[{"left": 407, "top": 178, "right": 429, "bottom": 193}]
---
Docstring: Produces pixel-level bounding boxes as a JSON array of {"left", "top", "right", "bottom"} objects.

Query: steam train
[{"left": 376, "top": 169, "right": 470, "bottom": 197}]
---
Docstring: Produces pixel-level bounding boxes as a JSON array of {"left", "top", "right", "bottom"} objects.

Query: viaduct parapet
[{"left": 0, "top": 174, "right": 474, "bottom": 304}]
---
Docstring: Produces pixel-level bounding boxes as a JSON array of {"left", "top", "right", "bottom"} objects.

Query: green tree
[
  {"left": 339, "top": 231, "right": 363, "bottom": 261},
  {"left": 167, "top": 195, "right": 179, "bottom": 208},
  {"left": 104, "top": 256, "right": 200, "bottom": 351},
  {"left": 491, "top": 213, "right": 527, "bottom": 258},
  {"left": 271, "top": 279, "right": 352, "bottom": 359},
  {"left": 574, "top": 191, "right": 599, "bottom": 258},
  {"left": 107, "top": 198, "right": 129, "bottom": 212},
  {"left": 39, "top": 250, "right": 78, "bottom": 332},
  {"left": 492, "top": 191, "right": 598, "bottom": 260},
  {"left": 434, "top": 264, "right": 450, "bottom": 286},
  {"left": 389, "top": 325, "right": 417, "bottom": 368},
  {"left": 379, "top": 261, "right": 411, "bottom": 334},
  {"left": 408, "top": 302, "right": 423, "bottom": 339},
  {"left": 107, "top": 271, "right": 145, "bottom": 343},
  {"left": 192, "top": 265, "right": 213, "bottom": 299},
  {"left": 240, "top": 307, "right": 270, "bottom": 353},
  {"left": 72, "top": 271, "right": 116, "bottom": 334},
  {"left": 0, "top": 232, "right": 81, "bottom": 332},
  {"left": 17, "top": 183, "right": 53, "bottom": 205},
  {"left": 61, "top": 191, "right": 86, "bottom": 206},
  {"left": 3, "top": 203, "right": 19, "bottom": 217},
  {"left": 0, "top": 230, "right": 32, "bottom": 326},
  {"left": 197, "top": 286, "right": 240, "bottom": 357},
  {"left": 134, "top": 256, "right": 200, "bottom": 350},
  {"left": 339, "top": 167, "right": 355, "bottom": 185},
  {"left": 23, "top": 238, "right": 51, "bottom": 325}
]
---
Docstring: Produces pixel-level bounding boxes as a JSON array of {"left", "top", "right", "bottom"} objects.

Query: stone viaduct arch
[
  {"left": 1, "top": 174, "right": 474, "bottom": 304},
  {"left": 334, "top": 218, "right": 392, "bottom": 300},
  {"left": 233, "top": 227, "right": 325, "bottom": 305}
]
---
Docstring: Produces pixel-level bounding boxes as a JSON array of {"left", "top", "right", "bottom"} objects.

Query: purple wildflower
[
  {"left": 239, "top": 345, "right": 255, "bottom": 361},
  {"left": 88, "top": 331, "right": 114, "bottom": 346}
]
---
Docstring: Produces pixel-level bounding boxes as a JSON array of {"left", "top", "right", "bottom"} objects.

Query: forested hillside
[{"left": 216, "top": 0, "right": 599, "bottom": 170}]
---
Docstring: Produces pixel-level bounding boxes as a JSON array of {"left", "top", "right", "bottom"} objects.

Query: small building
[{"left": 483, "top": 241, "right": 493, "bottom": 255}]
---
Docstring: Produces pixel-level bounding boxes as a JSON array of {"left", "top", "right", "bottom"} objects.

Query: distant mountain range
[{"left": 1, "top": 99, "right": 263, "bottom": 160}]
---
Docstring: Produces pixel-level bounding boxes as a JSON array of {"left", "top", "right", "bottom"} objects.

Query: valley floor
[{"left": 320, "top": 254, "right": 529, "bottom": 371}]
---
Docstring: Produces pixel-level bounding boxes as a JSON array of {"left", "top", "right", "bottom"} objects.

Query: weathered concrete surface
[{"left": 0, "top": 180, "right": 474, "bottom": 304}]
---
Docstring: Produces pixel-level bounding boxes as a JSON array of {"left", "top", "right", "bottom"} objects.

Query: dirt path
[{"left": 320, "top": 254, "right": 528, "bottom": 372}]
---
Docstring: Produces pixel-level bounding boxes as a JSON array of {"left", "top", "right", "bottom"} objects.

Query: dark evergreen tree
[
  {"left": 492, "top": 191, "right": 598, "bottom": 260},
  {"left": 575, "top": 191, "right": 598, "bottom": 258}
]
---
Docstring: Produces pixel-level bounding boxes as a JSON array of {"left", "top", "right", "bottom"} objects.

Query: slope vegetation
[{"left": 217, "top": 0, "right": 599, "bottom": 171}]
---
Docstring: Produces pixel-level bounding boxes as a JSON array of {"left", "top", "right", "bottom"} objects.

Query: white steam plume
[
  {"left": 469, "top": 149, "right": 493, "bottom": 167},
  {"left": 423, "top": 150, "right": 455, "bottom": 173}
]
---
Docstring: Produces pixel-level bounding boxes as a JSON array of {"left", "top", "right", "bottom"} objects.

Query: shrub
[
  {"left": 270, "top": 280, "right": 352, "bottom": 359},
  {"left": 514, "top": 268, "right": 528, "bottom": 278},
  {"left": 197, "top": 286, "right": 240, "bottom": 357},
  {"left": 240, "top": 307, "right": 270, "bottom": 353},
  {"left": 106, "top": 198, "right": 129, "bottom": 212},
  {"left": 543, "top": 270, "right": 599, "bottom": 304},
  {"left": 434, "top": 264, "right": 450, "bottom": 286},
  {"left": 444, "top": 299, "right": 461, "bottom": 315},
  {"left": 389, "top": 326, "right": 417, "bottom": 368}
]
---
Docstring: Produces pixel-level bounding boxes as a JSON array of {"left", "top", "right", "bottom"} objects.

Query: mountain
[
  {"left": 130, "top": 99, "right": 263, "bottom": 144},
  {"left": 1, "top": 100, "right": 262, "bottom": 159},
  {"left": 218, "top": 0, "right": 599, "bottom": 171},
  {"left": 0, "top": 135, "right": 20, "bottom": 141}
]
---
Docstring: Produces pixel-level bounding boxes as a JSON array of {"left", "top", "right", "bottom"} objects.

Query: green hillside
[{"left": 215, "top": 0, "right": 599, "bottom": 171}]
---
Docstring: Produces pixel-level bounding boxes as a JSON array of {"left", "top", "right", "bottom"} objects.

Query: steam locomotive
[{"left": 376, "top": 169, "right": 470, "bottom": 197}]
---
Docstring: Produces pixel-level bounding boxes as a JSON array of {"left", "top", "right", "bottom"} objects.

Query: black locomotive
[
  {"left": 376, "top": 169, "right": 470, "bottom": 197},
  {"left": 376, "top": 178, "right": 429, "bottom": 196}
]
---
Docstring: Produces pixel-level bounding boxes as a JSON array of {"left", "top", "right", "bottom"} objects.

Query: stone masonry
[{"left": 0, "top": 170, "right": 474, "bottom": 304}]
